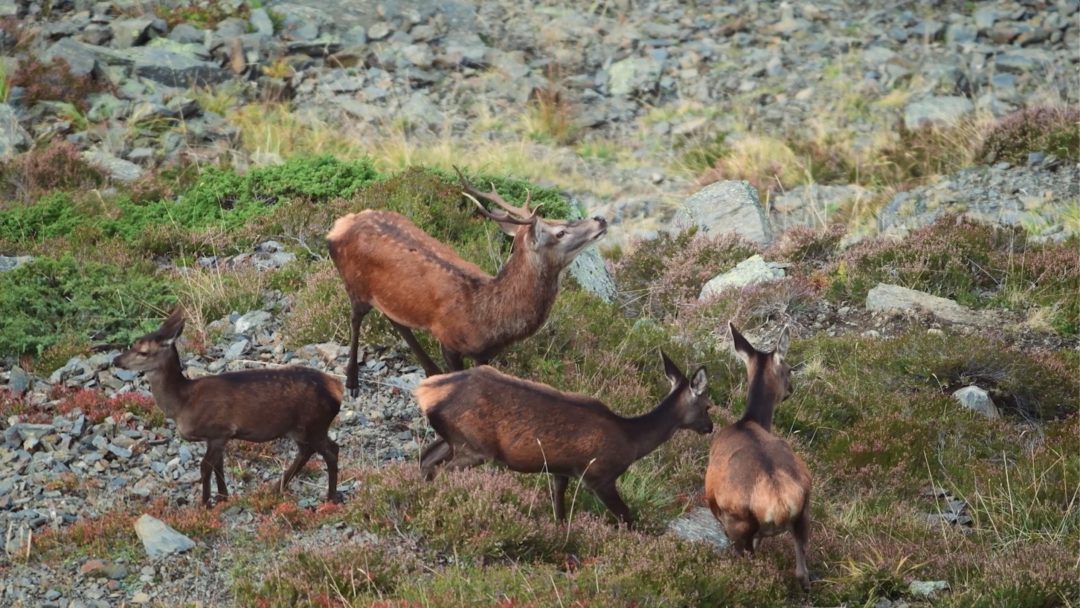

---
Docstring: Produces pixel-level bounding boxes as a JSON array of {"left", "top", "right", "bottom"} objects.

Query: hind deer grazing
[
  {"left": 326, "top": 167, "right": 607, "bottom": 396},
  {"left": 413, "top": 353, "right": 713, "bottom": 526},
  {"left": 113, "top": 310, "right": 343, "bottom": 507},
  {"left": 705, "top": 322, "right": 812, "bottom": 590}
]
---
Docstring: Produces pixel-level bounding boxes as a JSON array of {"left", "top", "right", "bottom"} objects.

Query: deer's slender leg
[
  {"left": 551, "top": 474, "right": 570, "bottom": 521},
  {"left": 441, "top": 346, "right": 465, "bottom": 372},
  {"left": 588, "top": 480, "right": 633, "bottom": 527},
  {"left": 280, "top": 442, "right": 315, "bottom": 492},
  {"left": 315, "top": 437, "right": 340, "bottom": 503},
  {"left": 212, "top": 442, "right": 228, "bottom": 501},
  {"left": 793, "top": 509, "right": 812, "bottom": 591},
  {"left": 389, "top": 321, "right": 443, "bottom": 376},
  {"left": 346, "top": 302, "right": 372, "bottom": 397}
]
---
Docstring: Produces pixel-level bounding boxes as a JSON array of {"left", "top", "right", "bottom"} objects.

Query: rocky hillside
[{"left": 0, "top": 1, "right": 1077, "bottom": 607}]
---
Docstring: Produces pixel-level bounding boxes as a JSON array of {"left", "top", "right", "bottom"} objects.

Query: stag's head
[
  {"left": 455, "top": 167, "right": 607, "bottom": 269},
  {"left": 729, "top": 322, "right": 793, "bottom": 402},
  {"left": 114, "top": 309, "right": 185, "bottom": 372}
]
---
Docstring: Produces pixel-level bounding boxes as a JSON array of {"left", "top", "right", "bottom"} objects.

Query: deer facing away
[
  {"left": 113, "top": 310, "right": 343, "bottom": 506},
  {"left": 413, "top": 353, "right": 713, "bottom": 526},
  {"left": 327, "top": 167, "right": 607, "bottom": 396},
  {"left": 705, "top": 322, "right": 812, "bottom": 591}
]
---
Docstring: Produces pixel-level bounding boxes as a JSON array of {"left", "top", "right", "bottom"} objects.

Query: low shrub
[
  {"left": 980, "top": 105, "right": 1080, "bottom": 164},
  {"left": 0, "top": 255, "right": 175, "bottom": 358},
  {"left": 10, "top": 56, "right": 107, "bottom": 111},
  {"left": 0, "top": 140, "right": 105, "bottom": 204}
]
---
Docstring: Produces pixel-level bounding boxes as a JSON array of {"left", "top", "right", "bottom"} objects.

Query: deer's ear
[
  {"left": 497, "top": 219, "right": 523, "bottom": 237},
  {"left": 661, "top": 350, "right": 685, "bottom": 387},
  {"left": 774, "top": 325, "right": 791, "bottom": 362},
  {"left": 729, "top": 321, "right": 754, "bottom": 364},
  {"left": 690, "top": 367, "right": 708, "bottom": 396},
  {"left": 159, "top": 309, "right": 186, "bottom": 341}
]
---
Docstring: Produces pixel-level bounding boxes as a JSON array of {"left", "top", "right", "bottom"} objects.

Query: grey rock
[
  {"left": 700, "top": 255, "right": 785, "bottom": 299},
  {"left": 903, "top": 96, "right": 974, "bottom": 130},
  {"left": 567, "top": 248, "right": 616, "bottom": 303},
  {"left": 401, "top": 43, "right": 434, "bottom": 69},
  {"left": 82, "top": 149, "right": 144, "bottom": 183},
  {"left": 287, "top": 38, "right": 342, "bottom": 57},
  {"left": 128, "top": 47, "right": 231, "bottom": 87},
  {"left": 667, "top": 507, "right": 729, "bottom": 551},
  {"left": 945, "top": 23, "right": 977, "bottom": 45},
  {"left": 249, "top": 8, "right": 274, "bottom": 37},
  {"left": 973, "top": 6, "right": 997, "bottom": 30},
  {"left": 672, "top": 181, "right": 773, "bottom": 245},
  {"left": 134, "top": 514, "right": 195, "bottom": 558},
  {"left": 169, "top": 23, "right": 205, "bottom": 45},
  {"left": 0, "top": 0, "right": 17, "bottom": 18},
  {"left": 234, "top": 311, "right": 272, "bottom": 335},
  {"left": 42, "top": 38, "right": 99, "bottom": 77},
  {"left": 995, "top": 52, "right": 1040, "bottom": 74},
  {"left": 7, "top": 366, "right": 31, "bottom": 395},
  {"left": 0, "top": 104, "right": 30, "bottom": 159},
  {"left": 909, "top": 580, "right": 950, "bottom": 598},
  {"left": 87, "top": 94, "right": 130, "bottom": 122},
  {"left": 953, "top": 386, "right": 1000, "bottom": 419},
  {"left": 111, "top": 18, "right": 156, "bottom": 48},
  {"left": 608, "top": 56, "right": 664, "bottom": 97},
  {"left": 368, "top": 22, "right": 392, "bottom": 41},
  {"left": 0, "top": 255, "right": 32, "bottom": 272},
  {"left": 866, "top": 283, "right": 993, "bottom": 326},
  {"left": 224, "top": 338, "right": 250, "bottom": 360}
]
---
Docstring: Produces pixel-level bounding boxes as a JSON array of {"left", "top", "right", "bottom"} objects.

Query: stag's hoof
[{"left": 347, "top": 385, "right": 359, "bottom": 398}]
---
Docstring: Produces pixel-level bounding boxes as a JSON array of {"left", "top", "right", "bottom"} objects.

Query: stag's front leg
[
  {"left": 389, "top": 321, "right": 443, "bottom": 376},
  {"left": 441, "top": 346, "right": 464, "bottom": 371},
  {"left": 346, "top": 302, "right": 372, "bottom": 397}
]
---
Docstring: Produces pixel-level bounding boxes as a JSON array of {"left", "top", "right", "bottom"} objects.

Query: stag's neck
[
  {"left": 624, "top": 395, "right": 683, "bottom": 461},
  {"left": 144, "top": 346, "right": 192, "bottom": 419},
  {"left": 475, "top": 249, "right": 561, "bottom": 341},
  {"left": 739, "top": 371, "right": 778, "bottom": 431}
]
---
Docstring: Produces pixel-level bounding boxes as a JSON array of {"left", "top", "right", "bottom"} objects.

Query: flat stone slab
[
  {"left": 666, "top": 507, "right": 730, "bottom": 551},
  {"left": 866, "top": 283, "right": 994, "bottom": 326}
]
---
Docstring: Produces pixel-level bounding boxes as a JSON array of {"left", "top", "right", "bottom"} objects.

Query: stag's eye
[{"left": 555, "top": 230, "right": 567, "bottom": 239}]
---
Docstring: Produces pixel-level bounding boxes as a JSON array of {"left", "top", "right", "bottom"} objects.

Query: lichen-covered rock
[{"left": 673, "top": 181, "right": 773, "bottom": 245}]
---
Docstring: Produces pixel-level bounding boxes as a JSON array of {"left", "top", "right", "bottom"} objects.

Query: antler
[{"left": 454, "top": 166, "right": 541, "bottom": 224}]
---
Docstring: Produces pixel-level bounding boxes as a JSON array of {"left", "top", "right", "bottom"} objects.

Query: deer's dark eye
[{"left": 555, "top": 230, "right": 566, "bottom": 238}]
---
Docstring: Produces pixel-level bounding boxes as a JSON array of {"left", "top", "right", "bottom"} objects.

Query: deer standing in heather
[
  {"left": 113, "top": 310, "right": 343, "bottom": 507},
  {"left": 705, "top": 322, "right": 812, "bottom": 591},
  {"left": 326, "top": 167, "right": 607, "bottom": 396},
  {"left": 413, "top": 353, "right": 713, "bottom": 526}
]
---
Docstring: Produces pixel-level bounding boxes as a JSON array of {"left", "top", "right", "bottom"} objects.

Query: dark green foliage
[
  {"left": 0, "top": 255, "right": 175, "bottom": 357},
  {"left": 980, "top": 106, "right": 1080, "bottom": 164}
]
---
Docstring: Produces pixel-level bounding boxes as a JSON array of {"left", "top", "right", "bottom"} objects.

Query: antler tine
[
  {"left": 461, "top": 192, "right": 535, "bottom": 225},
  {"left": 451, "top": 164, "right": 538, "bottom": 221}
]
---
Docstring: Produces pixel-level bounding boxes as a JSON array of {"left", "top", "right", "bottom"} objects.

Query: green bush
[{"left": 0, "top": 255, "right": 175, "bottom": 358}]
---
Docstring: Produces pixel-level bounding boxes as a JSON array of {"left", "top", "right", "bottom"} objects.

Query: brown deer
[
  {"left": 113, "top": 310, "right": 343, "bottom": 507},
  {"left": 413, "top": 353, "right": 713, "bottom": 526},
  {"left": 705, "top": 322, "right": 812, "bottom": 590},
  {"left": 326, "top": 167, "right": 607, "bottom": 397}
]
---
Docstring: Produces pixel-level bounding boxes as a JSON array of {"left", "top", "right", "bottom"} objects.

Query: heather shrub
[
  {"left": 0, "top": 140, "right": 106, "bottom": 203},
  {"left": 766, "top": 224, "right": 845, "bottom": 272},
  {"left": 979, "top": 105, "right": 1080, "bottom": 164},
  {"left": 10, "top": 56, "right": 107, "bottom": 111},
  {"left": 613, "top": 229, "right": 759, "bottom": 320}
]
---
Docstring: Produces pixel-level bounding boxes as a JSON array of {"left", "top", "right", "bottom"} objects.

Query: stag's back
[
  {"left": 415, "top": 366, "right": 628, "bottom": 475},
  {"left": 327, "top": 210, "right": 490, "bottom": 326}
]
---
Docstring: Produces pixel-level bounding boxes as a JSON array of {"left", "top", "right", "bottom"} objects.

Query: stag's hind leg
[
  {"left": 315, "top": 437, "right": 340, "bottom": 503},
  {"left": 346, "top": 302, "right": 373, "bottom": 397},
  {"left": 389, "top": 321, "right": 442, "bottom": 376},
  {"left": 280, "top": 442, "right": 316, "bottom": 493},
  {"left": 587, "top": 479, "right": 633, "bottom": 527},
  {"left": 793, "top": 508, "right": 812, "bottom": 591}
]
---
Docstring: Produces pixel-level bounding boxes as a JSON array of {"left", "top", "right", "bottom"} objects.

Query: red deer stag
[
  {"left": 413, "top": 353, "right": 713, "bottom": 526},
  {"left": 113, "top": 310, "right": 343, "bottom": 507},
  {"left": 705, "top": 322, "right": 812, "bottom": 590},
  {"left": 326, "top": 167, "right": 607, "bottom": 396}
]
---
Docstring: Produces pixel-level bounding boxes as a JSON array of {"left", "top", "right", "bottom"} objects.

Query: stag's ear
[
  {"left": 158, "top": 309, "right": 186, "bottom": 343},
  {"left": 497, "top": 219, "right": 523, "bottom": 237},
  {"left": 690, "top": 366, "right": 708, "bottom": 396},
  {"left": 660, "top": 350, "right": 685, "bottom": 387},
  {"left": 774, "top": 325, "right": 791, "bottom": 362},
  {"left": 729, "top": 321, "right": 754, "bottom": 364}
]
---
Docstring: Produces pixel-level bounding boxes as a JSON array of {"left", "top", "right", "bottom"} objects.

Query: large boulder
[
  {"left": 866, "top": 283, "right": 994, "bottom": 326},
  {"left": 699, "top": 255, "right": 785, "bottom": 299},
  {"left": 672, "top": 181, "right": 773, "bottom": 245}
]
